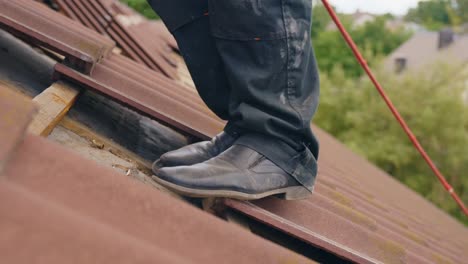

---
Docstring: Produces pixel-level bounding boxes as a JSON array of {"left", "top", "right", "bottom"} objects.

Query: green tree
[
  {"left": 454, "top": 0, "right": 468, "bottom": 23},
  {"left": 120, "top": 0, "right": 159, "bottom": 19},
  {"left": 311, "top": 4, "right": 332, "bottom": 38},
  {"left": 315, "top": 64, "right": 468, "bottom": 225},
  {"left": 405, "top": 0, "right": 450, "bottom": 29},
  {"left": 405, "top": 0, "right": 467, "bottom": 29},
  {"left": 313, "top": 16, "right": 412, "bottom": 78}
]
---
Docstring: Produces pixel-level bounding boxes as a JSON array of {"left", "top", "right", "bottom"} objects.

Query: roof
[
  {"left": 352, "top": 11, "right": 376, "bottom": 24},
  {"left": 52, "top": 0, "right": 179, "bottom": 78},
  {"left": 1, "top": 0, "right": 467, "bottom": 263},
  {"left": 0, "top": 87, "right": 37, "bottom": 172},
  {"left": 326, "top": 10, "right": 377, "bottom": 31},
  {"left": 224, "top": 125, "right": 468, "bottom": 263},
  {"left": 0, "top": 91, "right": 310, "bottom": 264},
  {"left": 385, "top": 31, "right": 468, "bottom": 72},
  {"left": 0, "top": 0, "right": 115, "bottom": 74}
]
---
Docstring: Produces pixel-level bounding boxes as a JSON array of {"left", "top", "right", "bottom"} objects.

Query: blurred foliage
[
  {"left": 119, "top": 0, "right": 159, "bottom": 19},
  {"left": 457, "top": 0, "right": 468, "bottom": 23},
  {"left": 312, "top": 5, "right": 412, "bottom": 78},
  {"left": 314, "top": 64, "right": 468, "bottom": 225},
  {"left": 405, "top": 0, "right": 468, "bottom": 30}
]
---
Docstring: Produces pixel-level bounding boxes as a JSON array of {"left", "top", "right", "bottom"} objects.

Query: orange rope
[{"left": 320, "top": 0, "right": 468, "bottom": 217}]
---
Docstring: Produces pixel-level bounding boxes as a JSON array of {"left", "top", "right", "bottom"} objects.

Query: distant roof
[
  {"left": 385, "top": 31, "right": 468, "bottom": 72},
  {"left": 352, "top": 10, "right": 376, "bottom": 19}
]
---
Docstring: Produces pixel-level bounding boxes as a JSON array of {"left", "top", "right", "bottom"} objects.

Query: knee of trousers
[{"left": 146, "top": 0, "right": 208, "bottom": 32}]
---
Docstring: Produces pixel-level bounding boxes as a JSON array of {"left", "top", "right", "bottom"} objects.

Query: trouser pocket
[{"left": 208, "top": 0, "right": 287, "bottom": 41}]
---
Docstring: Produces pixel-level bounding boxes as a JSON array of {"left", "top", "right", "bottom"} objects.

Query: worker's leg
[
  {"left": 210, "top": 0, "right": 319, "bottom": 157},
  {"left": 147, "top": 0, "right": 231, "bottom": 119},
  {"left": 211, "top": 0, "right": 320, "bottom": 186},
  {"left": 153, "top": 0, "right": 320, "bottom": 199},
  {"left": 147, "top": 0, "right": 240, "bottom": 170}
]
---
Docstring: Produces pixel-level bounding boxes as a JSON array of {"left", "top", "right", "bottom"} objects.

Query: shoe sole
[{"left": 152, "top": 176, "right": 310, "bottom": 201}]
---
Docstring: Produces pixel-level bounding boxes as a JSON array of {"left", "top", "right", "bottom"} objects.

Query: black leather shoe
[
  {"left": 152, "top": 145, "right": 311, "bottom": 200},
  {"left": 152, "top": 132, "right": 238, "bottom": 172}
]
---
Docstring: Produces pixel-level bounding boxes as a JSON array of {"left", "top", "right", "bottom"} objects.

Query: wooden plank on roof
[{"left": 28, "top": 81, "right": 80, "bottom": 136}]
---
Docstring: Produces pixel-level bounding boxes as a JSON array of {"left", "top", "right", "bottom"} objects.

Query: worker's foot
[
  {"left": 152, "top": 145, "right": 311, "bottom": 201},
  {"left": 152, "top": 132, "right": 238, "bottom": 172}
]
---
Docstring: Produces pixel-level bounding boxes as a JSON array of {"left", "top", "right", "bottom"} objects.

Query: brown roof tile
[
  {"left": 0, "top": 85, "right": 36, "bottom": 173},
  {"left": 223, "top": 126, "right": 468, "bottom": 264},
  {"left": 0, "top": 181, "right": 192, "bottom": 264},
  {"left": 1, "top": 134, "right": 313, "bottom": 264},
  {"left": 54, "top": 54, "right": 224, "bottom": 139},
  {"left": 54, "top": 0, "right": 179, "bottom": 78},
  {"left": 1, "top": 1, "right": 467, "bottom": 263},
  {"left": 0, "top": 0, "right": 114, "bottom": 74}
]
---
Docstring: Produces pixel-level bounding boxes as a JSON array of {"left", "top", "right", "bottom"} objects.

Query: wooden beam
[{"left": 28, "top": 81, "right": 80, "bottom": 136}]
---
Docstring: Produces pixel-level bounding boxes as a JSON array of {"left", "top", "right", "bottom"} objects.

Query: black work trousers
[{"left": 147, "top": 0, "right": 320, "bottom": 191}]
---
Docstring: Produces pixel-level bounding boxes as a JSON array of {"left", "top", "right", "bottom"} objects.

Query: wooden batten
[{"left": 28, "top": 81, "right": 80, "bottom": 136}]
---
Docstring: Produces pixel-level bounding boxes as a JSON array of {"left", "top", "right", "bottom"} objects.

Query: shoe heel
[{"left": 278, "top": 187, "right": 311, "bottom": 201}]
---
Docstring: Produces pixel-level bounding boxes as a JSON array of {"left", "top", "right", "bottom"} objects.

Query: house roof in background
[
  {"left": 385, "top": 31, "right": 468, "bottom": 72},
  {"left": 0, "top": 1, "right": 467, "bottom": 263}
]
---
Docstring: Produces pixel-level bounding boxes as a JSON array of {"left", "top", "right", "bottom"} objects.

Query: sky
[{"left": 327, "top": 0, "right": 423, "bottom": 15}]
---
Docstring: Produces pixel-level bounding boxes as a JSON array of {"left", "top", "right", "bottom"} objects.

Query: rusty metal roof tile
[
  {"left": 1, "top": 134, "right": 313, "bottom": 264},
  {"left": 0, "top": 0, "right": 114, "bottom": 74},
  {"left": 0, "top": 181, "right": 193, "bottom": 264},
  {"left": 99, "top": 55, "right": 217, "bottom": 116},
  {"left": 53, "top": 0, "right": 179, "bottom": 79},
  {"left": 69, "top": 0, "right": 108, "bottom": 34},
  {"left": 3, "top": 2, "right": 467, "bottom": 263},
  {"left": 223, "top": 126, "right": 468, "bottom": 264},
  {"left": 97, "top": 0, "right": 178, "bottom": 78},
  {"left": 54, "top": 56, "right": 224, "bottom": 139},
  {"left": 0, "top": 85, "right": 36, "bottom": 173}
]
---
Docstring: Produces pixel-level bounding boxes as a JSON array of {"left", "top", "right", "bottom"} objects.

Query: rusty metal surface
[
  {"left": 54, "top": 55, "right": 224, "bottom": 139},
  {"left": 95, "top": 0, "right": 178, "bottom": 78},
  {"left": 54, "top": 0, "right": 179, "bottom": 79},
  {"left": 0, "top": 85, "right": 36, "bottom": 173},
  {"left": 0, "top": 181, "right": 191, "bottom": 264},
  {"left": 224, "top": 125, "right": 468, "bottom": 264},
  {"left": 58, "top": 0, "right": 158, "bottom": 69},
  {"left": 42, "top": 23, "right": 468, "bottom": 263},
  {"left": 4, "top": 2, "right": 467, "bottom": 263},
  {"left": 0, "top": 134, "right": 313, "bottom": 264},
  {"left": 0, "top": 0, "right": 114, "bottom": 74},
  {"left": 114, "top": 15, "right": 178, "bottom": 75}
]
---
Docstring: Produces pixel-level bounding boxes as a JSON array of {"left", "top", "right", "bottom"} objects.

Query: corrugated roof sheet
[
  {"left": 53, "top": 0, "right": 179, "bottom": 78},
  {"left": 54, "top": 53, "right": 224, "bottom": 139},
  {"left": 0, "top": 0, "right": 115, "bottom": 74},
  {"left": 224, "top": 126, "right": 468, "bottom": 263},
  {"left": 0, "top": 83, "right": 313, "bottom": 264},
  {"left": 1, "top": 1, "right": 467, "bottom": 263}
]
